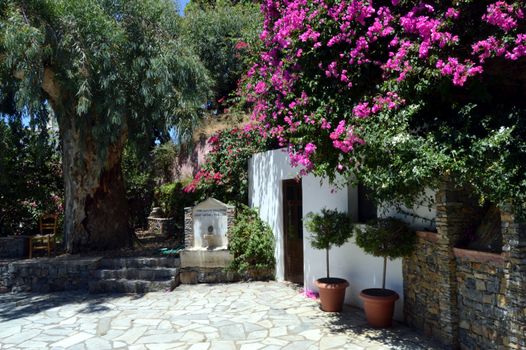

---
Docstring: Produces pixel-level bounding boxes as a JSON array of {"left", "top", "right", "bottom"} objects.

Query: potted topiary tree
[
  {"left": 355, "top": 218, "right": 416, "bottom": 327},
  {"left": 305, "top": 208, "right": 353, "bottom": 312}
]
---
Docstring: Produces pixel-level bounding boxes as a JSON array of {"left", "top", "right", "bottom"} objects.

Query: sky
[{"left": 177, "top": 0, "right": 190, "bottom": 15}]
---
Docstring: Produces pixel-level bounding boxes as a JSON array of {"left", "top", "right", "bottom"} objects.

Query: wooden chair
[{"left": 29, "top": 214, "right": 58, "bottom": 259}]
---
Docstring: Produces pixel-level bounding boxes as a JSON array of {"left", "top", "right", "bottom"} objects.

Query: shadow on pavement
[
  {"left": 321, "top": 305, "right": 447, "bottom": 350},
  {"left": 0, "top": 291, "right": 144, "bottom": 321}
]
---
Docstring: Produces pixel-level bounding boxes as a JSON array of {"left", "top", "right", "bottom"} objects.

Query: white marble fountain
[{"left": 180, "top": 198, "right": 235, "bottom": 283}]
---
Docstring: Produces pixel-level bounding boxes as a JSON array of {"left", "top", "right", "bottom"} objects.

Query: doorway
[{"left": 283, "top": 179, "right": 304, "bottom": 284}]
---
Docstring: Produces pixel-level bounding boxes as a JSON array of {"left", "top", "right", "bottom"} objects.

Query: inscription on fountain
[{"left": 192, "top": 199, "right": 229, "bottom": 250}]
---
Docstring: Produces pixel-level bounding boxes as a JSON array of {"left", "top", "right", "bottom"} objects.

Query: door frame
[{"left": 282, "top": 178, "right": 304, "bottom": 284}]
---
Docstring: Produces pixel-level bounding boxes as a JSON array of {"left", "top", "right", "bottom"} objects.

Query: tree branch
[{"left": 42, "top": 68, "right": 61, "bottom": 104}]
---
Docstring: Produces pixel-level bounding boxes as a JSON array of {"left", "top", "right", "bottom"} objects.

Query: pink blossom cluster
[
  {"left": 289, "top": 142, "right": 317, "bottom": 170},
  {"left": 472, "top": 37, "right": 506, "bottom": 63},
  {"left": 244, "top": 0, "right": 526, "bottom": 175},
  {"left": 507, "top": 34, "right": 526, "bottom": 60},
  {"left": 436, "top": 58, "right": 483, "bottom": 86},
  {"left": 184, "top": 169, "right": 222, "bottom": 193},
  {"left": 482, "top": 1, "right": 524, "bottom": 32},
  {"left": 329, "top": 120, "right": 364, "bottom": 153}
]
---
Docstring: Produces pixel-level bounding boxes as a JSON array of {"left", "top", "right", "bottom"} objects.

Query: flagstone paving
[{"left": 0, "top": 281, "right": 445, "bottom": 350}]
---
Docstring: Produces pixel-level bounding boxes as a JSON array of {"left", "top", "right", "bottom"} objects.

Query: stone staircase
[{"left": 89, "top": 257, "right": 180, "bottom": 294}]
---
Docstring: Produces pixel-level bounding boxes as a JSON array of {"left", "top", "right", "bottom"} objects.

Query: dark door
[{"left": 283, "top": 179, "right": 304, "bottom": 284}]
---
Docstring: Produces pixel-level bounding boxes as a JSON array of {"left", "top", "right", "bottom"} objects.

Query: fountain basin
[{"left": 180, "top": 249, "right": 233, "bottom": 269}]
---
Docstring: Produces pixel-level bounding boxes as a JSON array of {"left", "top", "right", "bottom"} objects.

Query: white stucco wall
[
  {"left": 249, "top": 148, "right": 434, "bottom": 320},
  {"left": 301, "top": 176, "right": 404, "bottom": 320},
  {"left": 248, "top": 148, "right": 300, "bottom": 282},
  {"left": 379, "top": 188, "right": 436, "bottom": 231}
]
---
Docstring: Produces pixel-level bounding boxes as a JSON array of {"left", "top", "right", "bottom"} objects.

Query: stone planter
[{"left": 147, "top": 217, "right": 175, "bottom": 238}]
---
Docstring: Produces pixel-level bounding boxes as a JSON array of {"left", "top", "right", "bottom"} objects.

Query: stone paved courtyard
[{"left": 0, "top": 282, "right": 445, "bottom": 350}]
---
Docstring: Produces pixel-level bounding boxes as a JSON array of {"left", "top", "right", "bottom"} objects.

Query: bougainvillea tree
[
  {"left": 243, "top": 0, "right": 526, "bottom": 212},
  {"left": 185, "top": 126, "right": 273, "bottom": 204}
]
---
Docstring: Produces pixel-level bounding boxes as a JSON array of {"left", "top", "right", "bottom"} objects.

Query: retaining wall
[
  {"left": 403, "top": 182, "right": 525, "bottom": 349},
  {"left": 0, "top": 257, "right": 101, "bottom": 293},
  {"left": 0, "top": 236, "right": 28, "bottom": 259}
]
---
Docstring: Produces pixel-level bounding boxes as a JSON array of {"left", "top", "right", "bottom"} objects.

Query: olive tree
[{"left": 0, "top": 0, "right": 210, "bottom": 252}]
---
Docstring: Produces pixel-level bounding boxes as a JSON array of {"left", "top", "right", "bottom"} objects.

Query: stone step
[
  {"left": 99, "top": 257, "right": 180, "bottom": 269},
  {"left": 92, "top": 267, "right": 179, "bottom": 281},
  {"left": 88, "top": 278, "right": 178, "bottom": 294}
]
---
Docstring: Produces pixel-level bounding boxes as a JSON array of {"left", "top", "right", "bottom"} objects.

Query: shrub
[
  {"left": 154, "top": 179, "right": 200, "bottom": 231},
  {"left": 304, "top": 209, "right": 353, "bottom": 279},
  {"left": 151, "top": 142, "right": 178, "bottom": 184},
  {"left": 355, "top": 218, "right": 416, "bottom": 260},
  {"left": 228, "top": 204, "right": 275, "bottom": 279},
  {"left": 0, "top": 117, "right": 63, "bottom": 236},
  {"left": 355, "top": 218, "right": 415, "bottom": 289},
  {"left": 185, "top": 126, "right": 273, "bottom": 205},
  {"left": 122, "top": 145, "right": 155, "bottom": 229},
  {"left": 123, "top": 141, "right": 183, "bottom": 229}
]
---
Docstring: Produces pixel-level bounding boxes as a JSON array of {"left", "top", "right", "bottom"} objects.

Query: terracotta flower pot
[
  {"left": 359, "top": 288, "right": 399, "bottom": 328},
  {"left": 316, "top": 277, "right": 349, "bottom": 312}
]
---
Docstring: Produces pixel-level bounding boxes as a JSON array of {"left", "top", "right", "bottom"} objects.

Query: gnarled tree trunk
[
  {"left": 60, "top": 115, "right": 131, "bottom": 253},
  {"left": 43, "top": 69, "right": 131, "bottom": 253}
]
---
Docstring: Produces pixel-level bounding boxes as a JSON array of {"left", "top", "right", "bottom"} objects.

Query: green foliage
[
  {"left": 0, "top": 0, "right": 212, "bottom": 250},
  {"left": 122, "top": 144, "right": 155, "bottom": 229},
  {"left": 0, "top": 115, "right": 63, "bottom": 236},
  {"left": 185, "top": 126, "right": 273, "bottom": 204},
  {"left": 241, "top": 0, "right": 526, "bottom": 218},
  {"left": 154, "top": 179, "right": 199, "bottom": 230},
  {"left": 350, "top": 74, "right": 526, "bottom": 216},
  {"left": 156, "top": 179, "right": 194, "bottom": 215},
  {"left": 155, "top": 184, "right": 177, "bottom": 216},
  {"left": 151, "top": 142, "right": 178, "bottom": 184},
  {"left": 305, "top": 209, "right": 353, "bottom": 251},
  {"left": 228, "top": 205, "right": 275, "bottom": 278},
  {"left": 0, "top": 0, "right": 211, "bottom": 172},
  {"left": 182, "top": 0, "right": 262, "bottom": 102},
  {"left": 355, "top": 218, "right": 416, "bottom": 260},
  {"left": 123, "top": 141, "right": 192, "bottom": 229}
]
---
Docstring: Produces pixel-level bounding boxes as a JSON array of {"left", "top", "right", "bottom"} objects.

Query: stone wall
[
  {"left": 403, "top": 182, "right": 526, "bottom": 349},
  {"left": 403, "top": 232, "right": 441, "bottom": 339},
  {"left": 0, "top": 262, "right": 9, "bottom": 293},
  {"left": 455, "top": 248, "right": 507, "bottom": 349},
  {"left": 147, "top": 217, "right": 175, "bottom": 238},
  {"left": 500, "top": 206, "right": 526, "bottom": 350},
  {"left": 0, "top": 257, "right": 101, "bottom": 293},
  {"left": 0, "top": 236, "right": 28, "bottom": 259},
  {"left": 184, "top": 207, "right": 194, "bottom": 249},
  {"left": 179, "top": 267, "right": 237, "bottom": 284}
]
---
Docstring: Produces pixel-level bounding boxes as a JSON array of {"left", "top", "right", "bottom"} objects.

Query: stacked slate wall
[
  {"left": 455, "top": 249, "right": 507, "bottom": 348},
  {"left": 403, "top": 182, "right": 526, "bottom": 349},
  {"left": 403, "top": 232, "right": 441, "bottom": 339},
  {"left": 0, "top": 257, "right": 101, "bottom": 293}
]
